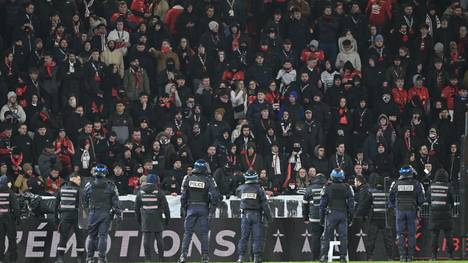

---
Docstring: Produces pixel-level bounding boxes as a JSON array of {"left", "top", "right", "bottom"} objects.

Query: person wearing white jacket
[
  {"left": 0, "top": 92, "right": 26, "bottom": 124},
  {"left": 231, "top": 80, "right": 247, "bottom": 120},
  {"left": 336, "top": 35, "right": 361, "bottom": 71}
]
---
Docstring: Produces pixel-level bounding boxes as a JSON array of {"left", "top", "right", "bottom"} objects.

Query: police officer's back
[
  {"left": 366, "top": 174, "right": 393, "bottom": 260},
  {"left": 319, "top": 169, "right": 354, "bottom": 263},
  {"left": 427, "top": 169, "right": 455, "bottom": 260},
  {"left": 303, "top": 173, "right": 327, "bottom": 260},
  {"left": 55, "top": 173, "right": 84, "bottom": 263},
  {"left": 135, "top": 174, "right": 170, "bottom": 261},
  {"left": 236, "top": 170, "right": 273, "bottom": 263},
  {"left": 84, "top": 164, "right": 121, "bottom": 263},
  {"left": 178, "top": 159, "right": 219, "bottom": 263},
  {"left": 0, "top": 175, "right": 19, "bottom": 263},
  {"left": 389, "top": 166, "right": 425, "bottom": 262}
]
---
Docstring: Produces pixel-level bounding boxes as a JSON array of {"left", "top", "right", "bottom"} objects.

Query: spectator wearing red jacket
[
  {"left": 54, "top": 129, "right": 76, "bottom": 175},
  {"left": 408, "top": 75, "right": 430, "bottom": 108},
  {"left": 391, "top": 77, "right": 409, "bottom": 112},
  {"left": 441, "top": 76, "right": 460, "bottom": 111},
  {"left": 366, "top": 0, "right": 392, "bottom": 29},
  {"left": 164, "top": 4, "right": 184, "bottom": 35},
  {"left": 111, "top": 1, "right": 144, "bottom": 30},
  {"left": 300, "top": 40, "right": 325, "bottom": 63}
]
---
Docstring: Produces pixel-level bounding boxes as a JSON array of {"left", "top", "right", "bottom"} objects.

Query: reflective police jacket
[
  {"left": 388, "top": 177, "right": 425, "bottom": 211},
  {"left": 55, "top": 181, "right": 80, "bottom": 222},
  {"left": 0, "top": 185, "right": 19, "bottom": 220},
  {"left": 319, "top": 181, "right": 354, "bottom": 218},
  {"left": 303, "top": 176, "right": 327, "bottom": 223},
  {"left": 236, "top": 182, "right": 272, "bottom": 220},
  {"left": 369, "top": 188, "right": 387, "bottom": 221},
  {"left": 84, "top": 178, "right": 121, "bottom": 214},
  {"left": 134, "top": 183, "right": 170, "bottom": 232},
  {"left": 181, "top": 173, "right": 220, "bottom": 208},
  {"left": 428, "top": 181, "right": 454, "bottom": 212}
]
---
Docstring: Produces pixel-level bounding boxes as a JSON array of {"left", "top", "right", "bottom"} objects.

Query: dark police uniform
[
  {"left": 303, "top": 175, "right": 327, "bottom": 260},
  {"left": 84, "top": 177, "right": 121, "bottom": 263},
  {"left": 236, "top": 180, "right": 272, "bottom": 262},
  {"left": 134, "top": 182, "right": 170, "bottom": 261},
  {"left": 367, "top": 186, "right": 393, "bottom": 260},
  {"left": 0, "top": 178, "right": 19, "bottom": 263},
  {"left": 319, "top": 179, "right": 354, "bottom": 262},
  {"left": 55, "top": 180, "right": 85, "bottom": 262},
  {"left": 179, "top": 172, "right": 219, "bottom": 262},
  {"left": 427, "top": 169, "right": 455, "bottom": 260},
  {"left": 389, "top": 169, "right": 425, "bottom": 262}
]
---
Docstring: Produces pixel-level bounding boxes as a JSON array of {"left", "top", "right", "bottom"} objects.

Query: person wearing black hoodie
[{"left": 135, "top": 174, "right": 170, "bottom": 262}]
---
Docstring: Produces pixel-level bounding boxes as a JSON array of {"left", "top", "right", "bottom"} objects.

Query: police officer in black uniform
[
  {"left": 55, "top": 173, "right": 85, "bottom": 263},
  {"left": 236, "top": 170, "right": 272, "bottom": 263},
  {"left": 389, "top": 166, "right": 425, "bottom": 262},
  {"left": 0, "top": 175, "right": 19, "bottom": 263},
  {"left": 303, "top": 173, "right": 327, "bottom": 261},
  {"left": 84, "top": 164, "right": 121, "bottom": 263},
  {"left": 135, "top": 174, "right": 171, "bottom": 262},
  {"left": 366, "top": 174, "right": 393, "bottom": 260},
  {"left": 428, "top": 169, "right": 455, "bottom": 260},
  {"left": 319, "top": 169, "right": 354, "bottom": 263},
  {"left": 178, "top": 159, "right": 220, "bottom": 263}
]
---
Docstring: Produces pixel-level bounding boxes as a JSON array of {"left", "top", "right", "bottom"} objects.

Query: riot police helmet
[
  {"left": 193, "top": 159, "right": 208, "bottom": 174},
  {"left": 398, "top": 166, "right": 413, "bottom": 179},
  {"left": 244, "top": 170, "right": 258, "bottom": 182},
  {"left": 92, "top": 163, "right": 108, "bottom": 177},
  {"left": 330, "top": 168, "right": 344, "bottom": 181}
]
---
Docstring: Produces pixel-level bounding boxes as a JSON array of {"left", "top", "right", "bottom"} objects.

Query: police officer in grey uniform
[
  {"left": 236, "top": 170, "right": 272, "bottom": 263},
  {"left": 55, "top": 173, "right": 85, "bottom": 263},
  {"left": 428, "top": 169, "right": 455, "bottom": 260},
  {"left": 135, "top": 174, "right": 170, "bottom": 262},
  {"left": 303, "top": 173, "right": 327, "bottom": 261},
  {"left": 0, "top": 175, "right": 19, "bottom": 263},
  {"left": 84, "top": 164, "right": 121, "bottom": 263},
  {"left": 178, "top": 159, "right": 220, "bottom": 263},
  {"left": 319, "top": 169, "right": 354, "bottom": 263}
]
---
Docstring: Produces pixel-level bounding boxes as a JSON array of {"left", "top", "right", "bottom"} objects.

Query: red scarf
[
  {"left": 244, "top": 153, "right": 257, "bottom": 170},
  {"left": 44, "top": 61, "right": 56, "bottom": 77},
  {"left": 11, "top": 153, "right": 23, "bottom": 167},
  {"left": 132, "top": 69, "right": 142, "bottom": 89},
  {"left": 338, "top": 108, "right": 348, "bottom": 125},
  {"left": 231, "top": 31, "right": 240, "bottom": 51}
]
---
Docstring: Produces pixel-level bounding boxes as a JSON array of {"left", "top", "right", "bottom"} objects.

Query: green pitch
[{"left": 126, "top": 262, "right": 468, "bottom": 263}]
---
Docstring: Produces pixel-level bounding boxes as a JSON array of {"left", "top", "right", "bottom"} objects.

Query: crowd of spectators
[{"left": 0, "top": 0, "right": 466, "bottom": 198}]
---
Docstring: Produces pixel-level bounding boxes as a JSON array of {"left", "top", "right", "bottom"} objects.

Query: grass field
[{"left": 125, "top": 261, "right": 468, "bottom": 263}]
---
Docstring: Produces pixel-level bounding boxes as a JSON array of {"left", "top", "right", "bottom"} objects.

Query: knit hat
[
  {"left": 375, "top": 34, "right": 384, "bottom": 42},
  {"left": 434, "top": 42, "right": 444, "bottom": 53},
  {"left": 147, "top": 174, "right": 157, "bottom": 184},
  {"left": 7, "top": 91, "right": 16, "bottom": 100},
  {"left": 208, "top": 21, "right": 219, "bottom": 31}
]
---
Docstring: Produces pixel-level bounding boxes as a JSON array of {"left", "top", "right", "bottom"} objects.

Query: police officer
[
  {"left": 135, "top": 174, "right": 171, "bottom": 262},
  {"left": 84, "top": 164, "right": 121, "bottom": 263},
  {"left": 303, "top": 173, "right": 327, "bottom": 261},
  {"left": 0, "top": 175, "right": 19, "bottom": 263},
  {"left": 178, "top": 159, "right": 220, "bottom": 263},
  {"left": 389, "top": 166, "right": 425, "bottom": 262},
  {"left": 428, "top": 169, "right": 454, "bottom": 260},
  {"left": 55, "top": 173, "right": 85, "bottom": 263},
  {"left": 236, "top": 170, "right": 273, "bottom": 263},
  {"left": 366, "top": 174, "right": 393, "bottom": 260},
  {"left": 319, "top": 169, "right": 354, "bottom": 263}
]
